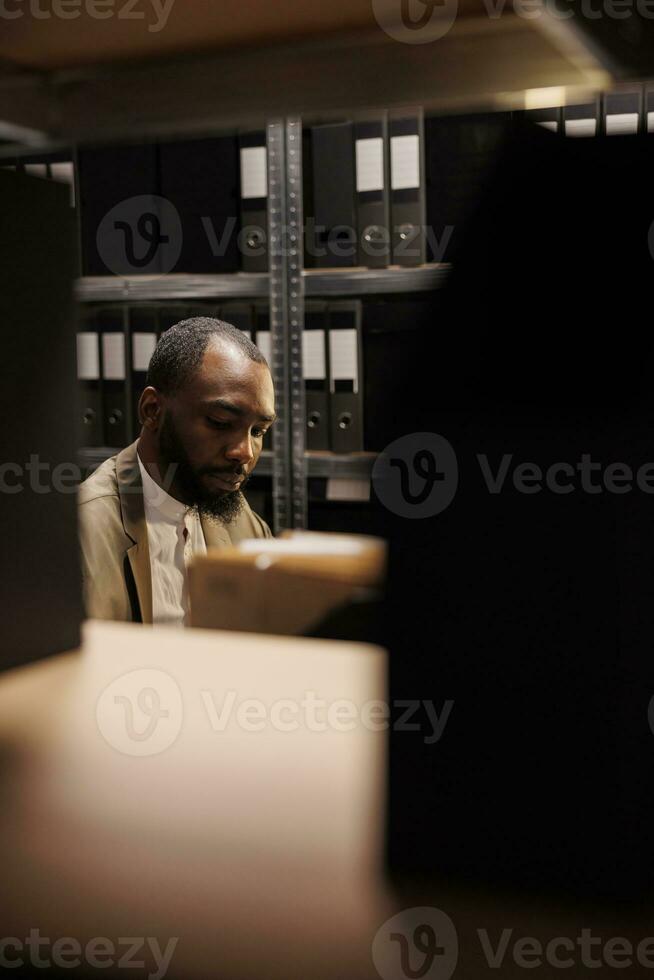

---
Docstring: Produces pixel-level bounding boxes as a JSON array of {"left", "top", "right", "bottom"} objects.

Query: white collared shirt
[{"left": 137, "top": 453, "right": 207, "bottom": 626}]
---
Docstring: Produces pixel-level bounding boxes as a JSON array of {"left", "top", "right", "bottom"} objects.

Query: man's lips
[{"left": 205, "top": 472, "right": 245, "bottom": 490}]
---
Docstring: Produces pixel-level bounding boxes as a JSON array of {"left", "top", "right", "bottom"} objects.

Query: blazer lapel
[
  {"left": 116, "top": 441, "right": 153, "bottom": 625},
  {"left": 201, "top": 513, "right": 233, "bottom": 550}
]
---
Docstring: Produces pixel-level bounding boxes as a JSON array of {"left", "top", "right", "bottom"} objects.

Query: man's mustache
[{"left": 202, "top": 466, "right": 246, "bottom": 477}]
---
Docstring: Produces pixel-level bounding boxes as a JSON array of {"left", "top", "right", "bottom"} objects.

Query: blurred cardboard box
[{"left": 189, "top": 531, "right": 386, "bottom": 635}]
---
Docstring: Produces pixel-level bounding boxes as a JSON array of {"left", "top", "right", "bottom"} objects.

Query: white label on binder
[
  {"left": 24, "top": 163, "right": 47, "bottom": 178},
  {"left": 329, "top": 328, "right": 358, "bottom": 390},
  {"left": 132, "top": 333, "right": 157, "bottom": 372},
  {"left": 564, "top": 118, "right": 596, "bottom": 137},
  {"left": 240, "top": 146, "right": 268, "bottom": 199},
  {"left": 326, "top": 478, "right": 370, "bottom": 502},
  {"left": 102, "top": 333, "right": 126, "bottom": 381},
  {"left": 255, "top": 330, "right": 272, "bottom": 363},
  {"left": 606, "top": 112, "right": 639, "bottom": 135},
  {"left": 302, "top": 329, "right": 326, "bottom": 380},
  {"left": 648, "top": 111, "right": 654, "bottom": 133},
  {"left": 76, "top": 333, "right": 99, "bottom": 381},
  {"left": 356, "top": 137, "right": 384, "bottom": 193},
  {"left": 50, "top": 161, "right": 76, "bottom": 206},
  {"left": 537, "top": 121, "right": 558, "bottom": 132},
  {"left": 50, "top": 161, "right": 74, "bottom": 184},
  {"left": 391, "top": 134, "right": 420, "bottom": 190}
]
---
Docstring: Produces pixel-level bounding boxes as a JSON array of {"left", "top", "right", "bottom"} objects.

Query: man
[{"left": 78, "top": 317, "right": 275, "bottom": 625}]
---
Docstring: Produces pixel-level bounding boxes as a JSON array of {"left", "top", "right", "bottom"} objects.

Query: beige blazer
[{"left": 78, "top": 440, "right": 272, "bottom": 624}]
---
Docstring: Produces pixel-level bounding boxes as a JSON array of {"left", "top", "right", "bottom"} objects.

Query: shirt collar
[{"left": 137, "top": 451, "right": 189, "bottom": 525}]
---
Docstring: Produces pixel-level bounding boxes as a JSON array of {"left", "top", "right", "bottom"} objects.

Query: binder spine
[
  {"left": 98, "top": 307, "right": 129, "bottom": 448},
  {"left": 239, "top": 133, "right": 269, "bottom": 273},
  {"left": 76, "top": 311, "right": 103, "bottom": 449},
  {"left": 128, "top": 306, "right": 159, "bottom": 438},
  {"left": 308, "top": 122, "right": 357, "bottom": 268},
  {"left": 302, "top": 300, "right": 330, "bottom": 452},
  {"left": 355, "top": 115, "right": 390, "bottom": 269},
  {"left": 563, "top": 100, "right": 599, "bottom": 138},
  {"left": 602, "top": 90, "right": 642, "bottom": 136},
  {"left": 389, "top": 109, "right": 426, "bottom": 267},
  {"left": 327, "top": 300, "right": 364, "bottom": 453}
]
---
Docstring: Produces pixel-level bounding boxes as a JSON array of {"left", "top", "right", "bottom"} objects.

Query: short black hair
[{"left": 146, "top": 316, "right": 268, "bottom": 395}]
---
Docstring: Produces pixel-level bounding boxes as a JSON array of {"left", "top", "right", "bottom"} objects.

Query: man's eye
[
  {"left": 252, "top": 427, "right": 266, "bottom": 439},
  {"left": 207, "top": 417, "right": 230, "bottom": 430}
]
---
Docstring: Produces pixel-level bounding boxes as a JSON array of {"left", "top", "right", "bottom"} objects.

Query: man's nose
[{"left": 224, "top": 431, "right": 255, "bottom": 466}]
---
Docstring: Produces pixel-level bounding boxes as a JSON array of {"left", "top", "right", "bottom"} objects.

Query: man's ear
[{"left": 139, "top": 387, "right": 163, "bottom": 430}]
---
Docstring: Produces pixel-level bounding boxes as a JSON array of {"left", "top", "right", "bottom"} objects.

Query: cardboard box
[{"left": 189, "top": 532, "right": 386, "bottom": 635}]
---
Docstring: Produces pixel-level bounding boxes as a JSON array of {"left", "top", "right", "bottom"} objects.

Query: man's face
[{"left": 156, "top": 339, "right": 275, "bottom": 523}]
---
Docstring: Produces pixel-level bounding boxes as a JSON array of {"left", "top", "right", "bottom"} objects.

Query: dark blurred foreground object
[
  {"left": 0, "top": 169, "right": 82, "bottom": 669},
  {"left": 385, "top": 123, "right": 654, "bottom": 899},
  {"left": 558, "top": 3, "right": 654, "bottom": 80}
]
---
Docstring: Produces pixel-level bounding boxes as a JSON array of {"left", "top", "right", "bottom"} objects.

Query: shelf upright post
[
  {"left": 267, "top": 116, "right": 307, "bottom": 533},
  {"left": 286, "top": 116, "right": 307, "bottom": 531}
]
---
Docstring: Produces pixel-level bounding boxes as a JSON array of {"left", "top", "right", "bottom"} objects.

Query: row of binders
[
  {"left": 305, "top": 108, "right": 426, "bottom": 269},
  {"left": 76, "top": 300, "right": 364, "bottom": 454},
  {"left": 77, "top": 110, "right": 427, "bottom": 274},
  {"left": 7, "top": 109, "right": 428, "bottom": 275},
  {"left": 525, "top": 89, "right": 654, "bottom": 136},
  {"left": 10, "top": 90, "right": 654, "bottom": 280}
]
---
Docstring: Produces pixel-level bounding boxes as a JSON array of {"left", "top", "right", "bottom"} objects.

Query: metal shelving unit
[
  {"left": 75, "top": 221, "right": 449, "bottom": 530},
  {"left": 74, "top": 264, "right": 448, "bottom": 303},
  {"left": 75, "top": 273, "right": 269, "bottom": 303},
  {"left": 303, "top": 264, "right": 450, "bottom": 296},
  {"left": 0, "top": 3, "right": 610, "bottom": 532}
]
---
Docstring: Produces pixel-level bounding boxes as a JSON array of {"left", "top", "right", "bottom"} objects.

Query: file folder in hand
[
  {"left": 355, "top": 115, "right": 390, "bottom": 268},
  {"left": 76, "top": 310, "right": 103, "bottom": 449},
  {"left": 98, "top": 308, "right": 128, "bottom": 447},
  {"left": 328, "top": 301, "right": 364, "bottom": 453},
  {"left": 389, "top": 109, "right": 426, "bottom": 267},
  {"left": 239, "top": 133, "right": 268, "bottom": 272},
  {"left": 303, "top": 301, "right": 330, "bottom": 451}
]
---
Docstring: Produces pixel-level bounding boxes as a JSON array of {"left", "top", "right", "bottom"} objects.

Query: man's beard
[{"left": 158, "top": 411, "right": 247, "bottom": 525}]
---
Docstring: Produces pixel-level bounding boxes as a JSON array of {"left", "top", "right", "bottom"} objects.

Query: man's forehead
[{"left": 191, "top": 339, "right": 274, "bottom": 408}]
